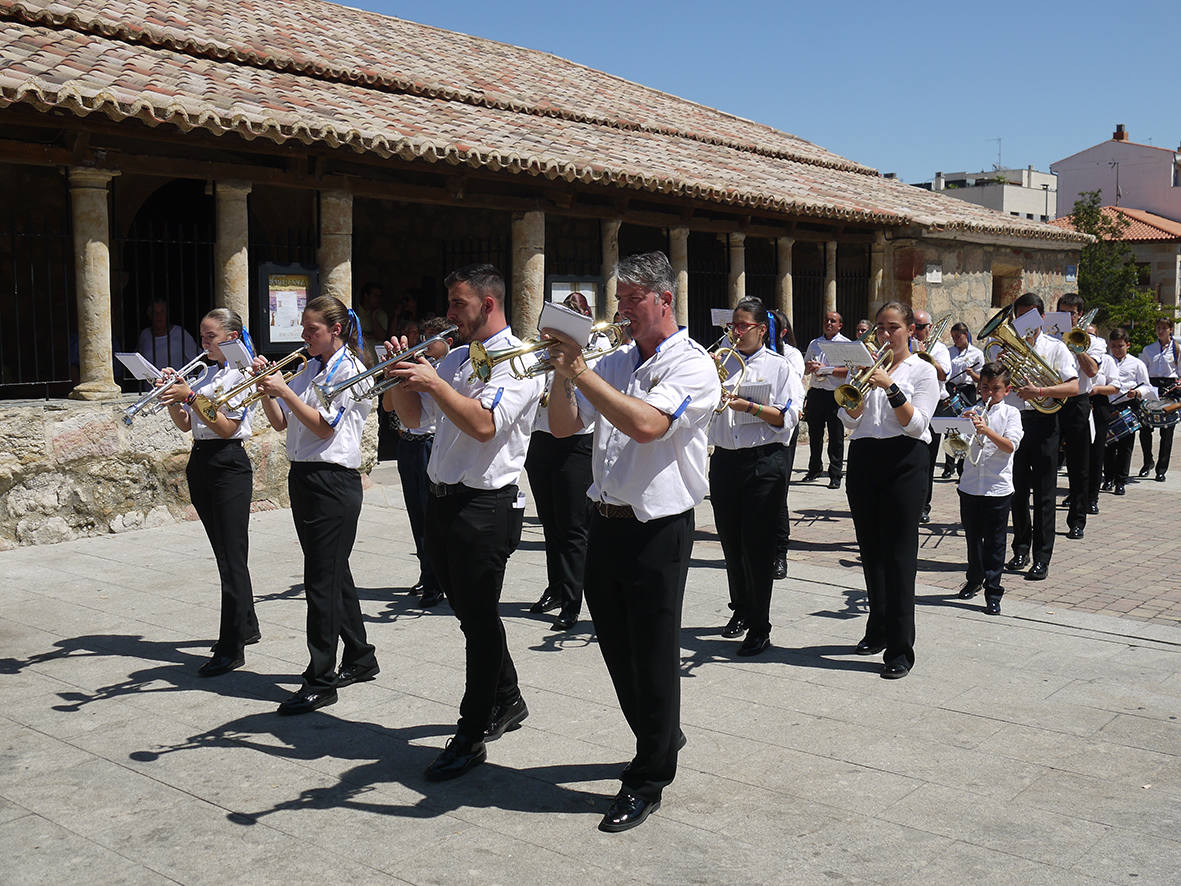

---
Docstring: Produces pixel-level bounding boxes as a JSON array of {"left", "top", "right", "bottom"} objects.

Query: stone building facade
[{"left": 0, "top": 0, "right": 1086, "bottom": 546}]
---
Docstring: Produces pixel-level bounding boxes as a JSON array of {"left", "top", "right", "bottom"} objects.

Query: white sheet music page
[{"left": 732, "top": 381, "right": 772, "bottom": 425}]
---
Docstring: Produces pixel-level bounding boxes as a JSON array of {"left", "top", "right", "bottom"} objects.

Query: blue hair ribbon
[
  {"left": 241, "top": 326, "right": 255, "bottom": 358},
  {"left": 767, "top": 312, "right": 778, "bottom": 353},
  {"left": 348, "top": 307, "right": 363, "bottom": 352}
]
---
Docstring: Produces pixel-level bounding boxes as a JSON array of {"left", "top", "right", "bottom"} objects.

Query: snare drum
[
  {"left": 1107, "top": 407, "right": 1142, "bottom": 444},
  {"left": 1138, "top": 402, "right": 1181, "bottom": 431}
]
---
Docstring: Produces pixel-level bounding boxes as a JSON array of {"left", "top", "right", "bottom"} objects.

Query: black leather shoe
[
  {"left": 721, "top": 614, "right": 747, "bottom": 638},
  {"left": 198, "top": 652, "right": 244, "bottom": 677},
  {"left": 277, "top": 686, "right": 338, "bottom": 716},
  {"left": 334, "top": 662, "right": 380, "bottom": 687},
  {"left": 958, "top": 581, "right": 982, "bottom": 600},
  {"left": 803, "top": 470, "right": 822, "bottom": 482},
  {"left": 1025, "top": 561, "right": 1049, "bottom": 581},
  {"left": 1156, "top": 473, "right": 1167, "bottom": 482},
  {"left": 1100, "top": 480, "right": 1112, "bottom": 492},
  {"left": 880, "top": 663, "right": 909, "bottom": 680},
  {"left": 985, "top": 599, "right": 1001, "bottom": 615},
  {"left": 827, "top": 477, "right": 841, "bottom": 490},
  {"left": 1088, "top": 500, "right": 1099, "bottom": 515},
  {"left": 854, "top": 639, "right": 886, "bottom": 656},
  {"left": 1138, "top": 464, "right": 1153, "bottom": 478},
  {"left": 484, "top": 696, "right": 529, "bottom": 741},
  {"left": 552, "top": 611, "right": 577, "bottom": 631},
  {"left": 1113, "top": 483, "right": 1126, "bottom": 496},
  {"left": 529, "top": 591, "right": 561, "bottom": 614},
  {"left": 598, "top": 791, "right": 661, "bottom": 833},
  {"left": 418, "top": 587, "right": 445, "bottom": 608},
  {"left": 919, "top": 506, "right": 931, "bottom": 524},
  {"left": 424, "top": 734, "right": 487, "bottom": 782},
  {"left": 736, "top": 631, "right": 771, "bottom": 657},
  {"left": 940, "top": 467, "right": 955, "bottom": 479},
  {"left": 410, "top": 582, "right": 425, "bottom": 597},
  {"left": 1006, "top": 553, "right": 1029, "bottom": 572},
  {"left": 1067, "top": 526, "right": 1084, "bottom": 540},
  {"left": 772, "top": 556, "right": 787, "bottom": 580}
]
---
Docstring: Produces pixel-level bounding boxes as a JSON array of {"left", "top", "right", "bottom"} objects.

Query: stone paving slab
[{"left": 1, "top": 461, "right": 1179, "bottom": 884}]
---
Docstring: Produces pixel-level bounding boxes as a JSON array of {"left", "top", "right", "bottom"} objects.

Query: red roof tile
[{"left": 1050, "top": 206, "right": 1181, "bottom": 242}]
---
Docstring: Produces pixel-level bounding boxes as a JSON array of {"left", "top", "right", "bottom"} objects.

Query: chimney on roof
[
  {"left": 934, "top": 172, "right": 945, "bottom": 191},
  {"left": 883, "top": 172, "right": 897, "bottom": 180},
  {"left": 1113, "top": 124, "right": 1128, "bottom": 142}
]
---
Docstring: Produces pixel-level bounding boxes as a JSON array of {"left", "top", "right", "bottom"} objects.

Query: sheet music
[
  {"left": 116, "top": 352, "right": 162, "bottom": 381},
  {"left": 732, "top": 381, "right": 772, "bottom": 425}
]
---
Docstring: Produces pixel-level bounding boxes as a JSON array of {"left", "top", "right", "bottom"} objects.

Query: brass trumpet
[
  {"left": 913, "top": 314, "right": 951, "bottom": 367},
  {"left": 315, "top": 325, "right": 457, "bottom": 407},
  {"left": 708, "top": 327, "right": 747, "bottom": 414},
  {"left": 978, "top": 306, "right": 1063, "bottom": 414},
  {"left": 1063, "top": 308, "right": 1098, "bottom": 354},
  {"left": 468, "top": 320, "right": 630, "bottom": 384},
  {"left": 835, "top": 346, "right": 893, "bottom": 413},
  {"left": 191, "top": 347, "right": 310, "bottom": 423},
  {"left": 122, "top": 351, "right": 209, "bottom": 426}
]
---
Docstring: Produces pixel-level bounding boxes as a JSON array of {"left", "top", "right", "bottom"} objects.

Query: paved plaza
[{"left": 1, "top": 460, "right": 1178, "bottom": 885}]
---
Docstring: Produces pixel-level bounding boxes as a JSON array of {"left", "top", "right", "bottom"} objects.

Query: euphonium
[
  {"left": 977, "top": 306, "right": 1064, "bottom": 414},
  {"left": 707, "top": 326, "right": 748, "bottom": 414},
  {"left": 1063, "top": 308, "right": 1098, "bottom": 354},
  {"left": 468, "top": 319, "right": 630, "bottom": 384},
  {"left": 192, "top": 347, "right": 310, "bottom": 422},
  {"left": 835, "top": 345, "right": 893, "bottom": 413},
  {"left": 316, "top": 324, "right": 458, "bottom": 406},
  {"left": 122, "top": 351, "right": 209, "bottom": 426}
]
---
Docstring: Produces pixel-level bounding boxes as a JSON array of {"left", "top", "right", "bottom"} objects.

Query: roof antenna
[{"left": 987, "top": 137, "right": 1002, "bottom": 170}]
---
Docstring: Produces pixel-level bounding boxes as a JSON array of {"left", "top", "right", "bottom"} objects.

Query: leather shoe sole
[
  {"left": 880, "top": 663, "right": 909, "bottom": 679},
  {"left": 334, "top": 663, "right": 380, "bottom": 687},
  {"left": 198, "top": 653, "right": 244, "bottom": 677},
  {"left": 598, "top": 793, "right": 660, "bottom": 833},
  {"left": 277, "top": 688, "right": 338, "bottom": 716},
  {"left": 855, "top": 641, "right": 886, "bottom": 656}
]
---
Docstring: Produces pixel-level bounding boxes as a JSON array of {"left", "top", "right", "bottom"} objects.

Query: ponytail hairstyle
[
  {"left": 203, "top": 306, "right": 255, "bottom": 356},
  {"left": 304, "top": 295, "right": 359, "bottom": 354},
  {"left": 770, "top": 308, "right": 795, "bottom": 350},
  {"left": 734, "top": 296, "right": 770, "bottom": 346}
]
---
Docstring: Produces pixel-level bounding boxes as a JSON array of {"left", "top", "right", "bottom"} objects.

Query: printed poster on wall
[{"left": 268, "top": 274, "right": 311, "bottom": 344}]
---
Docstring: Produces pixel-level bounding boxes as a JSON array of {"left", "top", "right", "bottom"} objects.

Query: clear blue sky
[{"left": 360, "top": 0, "right": 1175, "bottom": 184}]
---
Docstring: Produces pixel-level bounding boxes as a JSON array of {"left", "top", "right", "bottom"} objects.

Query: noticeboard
[{"left": 256, "top": 263, "right": 318, "bottom": 354}]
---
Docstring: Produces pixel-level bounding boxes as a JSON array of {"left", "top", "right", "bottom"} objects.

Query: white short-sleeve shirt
[
  {"left": 186, "top": 362, "right": 253, "bottom": 441},
  {"left": 958, "top": 401, "right": 1024, "bottom": 497},
  {"left": 839, "top": 355, "right": 940, "bottom": 443},
  {"left": 708, "top": 347, "right": 803, "bottom": 450},
  {"left": 283, "top": 346, "right": 371, "bottom": 468}
]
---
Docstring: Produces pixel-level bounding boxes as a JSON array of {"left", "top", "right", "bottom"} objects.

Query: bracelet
[
  {"left": 753, "top": 403, "right": 764, "bottom": 417},
  {"left": 571, "top": 366, "right": 588, "bottom": 383},
  {"left": 185, "top": 391, "right": 196, "bottom": 406},
  {"left": 745, "top": 401, "right": 754, "bottom": 414},
  {"left": 886, "top": 385, "right": 907, "bottom": 408}
]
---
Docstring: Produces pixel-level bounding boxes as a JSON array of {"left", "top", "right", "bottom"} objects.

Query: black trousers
[
  {"left": 710, "top": 443, "right": 787, "bottom": 634},
  {"left": 846, "top": 436, "right": 926, "bottom": 670},
  {"left": 805, "top": 388, "right": 843, "bottom": 479},
  {"left": 1011, "top": 411, "right": 1059, "bottom": 563},
  {"left": 585, "top": 508, "right": 693, "bottom": 803},
  {"left": 1139, "top": 377, "right": 1177, "bottom": 475},
  {"left": 396, "top": 432, "right": 437, "bottom": 591},
  {"left": 288, "top": 462, "right": 377, "bottom": 690},
  {"left": 524, "top": 431, "right": 593, "bottom": 614},
  {"left": 1106, "top": 432, "right": 1136, "bottom": 484},
  {"left": 425, "top": 484, "right": 524, "bottom": 741},
  {"left": 775, "top": 427, "right": 799, "bottom": 554},
  {"left": 1089, "top": 395, "right": 1112, "bottom": 500},
  {"left": 959, "top": 491, "right": 1011, "bottom": 598},
  {"left": 186, "top": 440, "right": 258, "bottom": 654},
  {"left": 1058, "top": 394, "right": 1092, "bottom": 531}
]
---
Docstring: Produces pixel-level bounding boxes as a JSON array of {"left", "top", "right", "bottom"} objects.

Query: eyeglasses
[
  {"left": 823, "top": 318, "right": 840, "bottom": 324},
  {"left": 725, "top": 322, "right": 764, "bottom": 334},
  {"left": 915, "top": 323, "right": 931, "bottom": 329}
]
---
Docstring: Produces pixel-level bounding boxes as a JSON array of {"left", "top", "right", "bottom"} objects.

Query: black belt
[
  {"left": 595, "top": 501, "right": 636, "bottom": 519},
  {"left": 428, "top": 481, "right": 468, "bottom": 498},
  {"left": 399, "top": 430, "right": 434, "bottom": 441},
  {"left": 192, "top": 438, "right": 243, "bottom": 448},
  {"left": 713, "top": 442, "right": 783, "bottom": 458}
]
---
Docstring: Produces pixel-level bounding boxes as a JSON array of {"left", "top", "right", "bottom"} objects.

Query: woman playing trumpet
[
  {"left": 256, "top": 295, "right": 379, "bottom": 715},
  {"left": 158, "top": 308, "right": 260, "bottom": 677},
  {"left": 709, "top": 298, "right": 803, "bottom": 656},
  {"left": 839, "top": 302, "right": 939, "bottom": 679}
]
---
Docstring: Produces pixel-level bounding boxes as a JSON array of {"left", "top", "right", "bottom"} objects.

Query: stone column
[
  {"left": 601, "top": 218, "right": 621, "bottom": 320},
  {"left": 511, "top": 210, "right": 545, "bottom": 338},
  {"left": 869, "top": 231, "right": 887, "bottom": 316},
  {"left": 824, "top": 239, "right": 838, "bottom": 313},
  {"left": 775, "top": 236, "right": 794, "bottom": 325},
  {"left": 318, "top": 190, "right": 353, "bottom": 306},
  {"left": 670, "top": 226, "right": 689, "bottom": 328},
  {"left": 728, "top": 232, "right": 746, "bottom": 308},
  {"left": 215, "top": 180, "right": 252, "bottom": 319},
  {"left": 68, "top": 167, "right": 121, "bottom": 401}
]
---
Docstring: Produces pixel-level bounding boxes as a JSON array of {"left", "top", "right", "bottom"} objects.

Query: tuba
[{"left": 977, "top": 306, "right": 1064, "bottom": 414}]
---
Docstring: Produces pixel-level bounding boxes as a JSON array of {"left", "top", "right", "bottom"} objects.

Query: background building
[
  {"left": 914, "top": 167, "right": 1058, "bottom": 222},
  {"left": 0, "top": 0, "right": 1086, "bottom": 546},
  {"left": 1052, "top": 124, "right": 1181, "bottom": 222}
]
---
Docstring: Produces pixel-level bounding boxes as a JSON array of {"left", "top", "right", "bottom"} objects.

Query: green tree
[{"left": 1070, "top": 191, "right": 1163, "bottom": 350}]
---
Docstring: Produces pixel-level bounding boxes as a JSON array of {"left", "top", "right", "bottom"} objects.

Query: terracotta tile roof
[
  {"left": 1050, "top": 206, "right": 1181, "bottom": 242},
  {"left": 0, "top": 0, "right": 1087, "bottom": 244}
]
